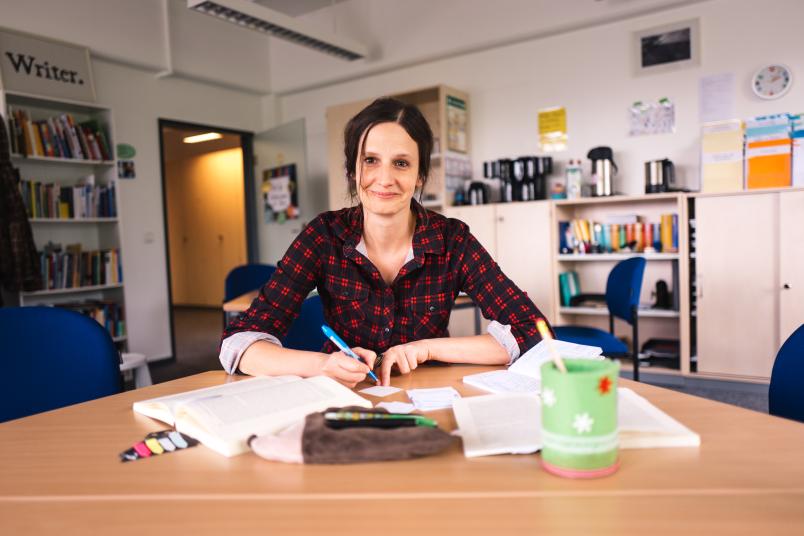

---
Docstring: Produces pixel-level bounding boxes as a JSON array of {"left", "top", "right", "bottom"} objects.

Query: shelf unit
[
  {"left": 551, "top": 193, "right": 690, "bottom": 375},
  {"left": 326, "top": 84, "right": 471, "bottom": 212},
  {"left": 4, "top": 90, "right": 127, "bottom": 350}
]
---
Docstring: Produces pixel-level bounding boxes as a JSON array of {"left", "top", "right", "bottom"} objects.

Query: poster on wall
[
  {"left": 262, "top": 164, "right": 299, "bottom": 224},
  {"left": 538, "top": 107, "right": 568, "bottom": 152},
  {"left": 0, "top": 28, "right": 96, "bottom": 102},
  {"left": 446, "top": 95, "right": 468, "bottom": 153},
  {"left": 628, "top": 98, "right": 675, "bottom": 136}
]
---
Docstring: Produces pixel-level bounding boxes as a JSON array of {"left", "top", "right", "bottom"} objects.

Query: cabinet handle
[{"left": 783, "top": 283, "right": 791, "bottom": 290}]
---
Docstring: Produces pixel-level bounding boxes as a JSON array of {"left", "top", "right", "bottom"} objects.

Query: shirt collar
[{"left": 335, "top": 200, "right": 445, "bottom": 257}]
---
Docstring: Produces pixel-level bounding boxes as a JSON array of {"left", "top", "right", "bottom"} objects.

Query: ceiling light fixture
[
  {"left": 187, "top": 0, "right": 368, "bottom": 61},
  {"left": 183, "top": 132, "right": 223, "bottom": 144}
]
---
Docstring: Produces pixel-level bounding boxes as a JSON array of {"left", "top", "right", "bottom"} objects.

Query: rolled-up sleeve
[{"left": 219, "top": 331, "right": 282, "bottom": 375}]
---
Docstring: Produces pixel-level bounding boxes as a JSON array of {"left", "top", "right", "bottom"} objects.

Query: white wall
[
  {"left": 92, "top": 60, "right": 262, "bottom": 360},
  {"left": 278, "top": 0, "right": 804, "bottom": 218}
]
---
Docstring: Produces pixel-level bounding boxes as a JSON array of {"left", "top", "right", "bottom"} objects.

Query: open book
[
  {"left": 133, "top": 376, "right": 372, "bottom": 457},
  {"left": 462, "top": 339, "right": 603, "bottom": 394},
  {"left": 452, "top": 388, "right": 699, "bottom": 458}
]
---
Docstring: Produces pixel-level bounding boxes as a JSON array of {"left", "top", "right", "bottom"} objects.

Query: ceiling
[{"left": 253, "top": 0, "right": 348, "bottom": 18}]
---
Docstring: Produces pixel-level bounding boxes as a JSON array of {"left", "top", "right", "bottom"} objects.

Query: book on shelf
[
  {"left": 18, "top": 176, "right": 116, "bottom": 219},
  {"left": 6, "top": 106, "right": 111, "bottom": 161},
  {"left": 559, "top": 214, "right": 679, "bottom": 254},
  {"left": 558, "top": 271, "right": 580, "bottom": 306},
  {"left": 37, "top": 242, "right": 122, "bottom": 291},
  {"left": 133, "top": 375, "right": 373, "bottom": 457},
  {"left": 57, "top": 300, "right": 126, "bottom": 339}
]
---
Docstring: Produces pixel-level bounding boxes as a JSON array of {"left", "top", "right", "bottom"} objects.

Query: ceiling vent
[{"left": 187, "top": 0, "right": 368, "bottom": 61}]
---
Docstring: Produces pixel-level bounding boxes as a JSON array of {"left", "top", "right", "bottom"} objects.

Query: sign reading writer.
[{"left": 0, "top": 28, "right": 96, "bottom": 102}]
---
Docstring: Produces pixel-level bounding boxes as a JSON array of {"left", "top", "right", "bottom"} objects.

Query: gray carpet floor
[{"left": 150, "top": 307, "right": 771, "bottom": 415}]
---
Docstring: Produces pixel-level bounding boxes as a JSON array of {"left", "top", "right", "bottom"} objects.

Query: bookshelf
[
  {"left": 551, "top": 194, "right": 690, "bottom": 375},
  {"left": 3, "top": 90, "right": 127, "bottom": 351}
]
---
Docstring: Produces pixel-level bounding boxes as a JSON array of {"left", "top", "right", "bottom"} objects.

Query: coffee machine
[
  {"left": 645, "top": 159, "right": 676, "bottom": 193},
  {"left": 587, "top": 146, "right": 617, "bottom": 197}
]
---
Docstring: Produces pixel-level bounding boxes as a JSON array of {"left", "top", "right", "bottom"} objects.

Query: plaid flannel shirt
[{"left": 220, "top": 202, "right": 549, "bottom": 373}]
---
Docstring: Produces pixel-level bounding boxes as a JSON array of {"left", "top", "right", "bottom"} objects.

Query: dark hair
[{"left": 343, "top": 97, "right": 433, "bottom": 200}]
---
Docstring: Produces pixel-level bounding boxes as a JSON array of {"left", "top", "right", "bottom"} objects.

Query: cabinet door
[
  {"left": 695, "top": 194, "right": 777, "bottom": 378},
  {"left": 495, "top": 201, "right": 554, "bottom": 322},
  {"left": 779, "top": 190, "right": 804, "bottom": 344},
  {"left": 443, "top": 205, "right": 497, "bottom": 257}
]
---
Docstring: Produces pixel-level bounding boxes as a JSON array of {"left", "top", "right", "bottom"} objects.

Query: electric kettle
[{"left": 645, "top": 159, "right": 675, "bottom": 194}]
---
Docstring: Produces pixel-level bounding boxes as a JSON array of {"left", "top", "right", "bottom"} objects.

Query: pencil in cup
[{"left": 536, "top": 318, "right": 567, "bottom": 373}]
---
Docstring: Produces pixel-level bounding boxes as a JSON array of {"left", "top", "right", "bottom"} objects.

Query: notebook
[
  {"left": 452, "top": 388, "right": 700, "bottom": 458},
  {"left": 133, "top": 376, "right": 372, "bottom": 457},
  {"left": 462, "top": 339, "right": 603, "bottom": 394}
]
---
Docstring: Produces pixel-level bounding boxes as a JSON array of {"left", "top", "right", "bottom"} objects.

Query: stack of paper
[
  {"left": 462, "top": 339, "right": 602, "bottom": 394},
  {"left": 745, "top": 114, "right": 792, "bottom": 189},
  {"left": 792, "top": 114, "right": 804, "bottom": 188},
  {"left": 406, "top": 387, "right": 461, "bottom": 411},
  {"left": 701, "top": 120, "right": 744, "bottom": 193}
]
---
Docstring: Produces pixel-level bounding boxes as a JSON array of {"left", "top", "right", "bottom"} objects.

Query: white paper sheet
[
  {"left": 700, "top": 73, "right": 735, "bottom": 123},
  {"left": 406, "top": 387, "right": 461, "bottom": 411},
  {"left": 375, "top": 401, "right": 416, "bottom": 414},
  {"left": 359, "top": 385, "right": 402, "bottom": 397},
  {"left": 452, "top": 393, "right": 542, "bottom": 457}
]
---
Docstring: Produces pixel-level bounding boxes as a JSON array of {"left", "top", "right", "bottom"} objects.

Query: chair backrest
[
  {"left": 769, "top": 324, "right": 804, "bottom": 423},
  {"left": 605, "top": 257, "right": 647, "bottom": 325},
  {"left": 282, "top": 294, "right": 327, "bottom": 352},
  {"left": 224, "top": 264, "right": 276, "bottom": 302},
  {"left": 0, "top": 307, "right": 122, "bottom": 423}
]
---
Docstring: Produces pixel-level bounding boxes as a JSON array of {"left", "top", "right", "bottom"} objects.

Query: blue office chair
[
  {"left": 554, "top": 257, "right": 647, "bottom": 381},
  {"left": 283, "top": 294, "right": 328, "bottom": 351},
  {"left": 0, "top": 307, "right": 122, "bottom": 423},
  {"left": 769, "top": 324, "right": 804, "bottom": 423},
  {"left": 224, "top": 263, "right": 276, "bottom": 302}
]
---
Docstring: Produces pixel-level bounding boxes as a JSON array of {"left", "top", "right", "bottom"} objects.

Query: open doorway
[{"left": 157, "top": 120, "right": 255, "bottom": 378}]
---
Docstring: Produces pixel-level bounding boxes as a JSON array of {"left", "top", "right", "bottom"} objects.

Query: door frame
[{"left": 157, "top": 118, "right": 256, "bottom": 362}]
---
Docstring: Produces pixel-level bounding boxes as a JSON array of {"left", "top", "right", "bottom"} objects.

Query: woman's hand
[
  {"left": 318, "top": 347, "right": 377, "bottom": 388},
  {"left": 379, "top": 341, "right": 430, "bottom": 385}
]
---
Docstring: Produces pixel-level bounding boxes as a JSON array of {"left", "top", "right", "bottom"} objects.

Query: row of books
[
  {"left": 701, "top": 113, "right": 804, "bottom": 193},
  {"left": 38, "top": 242, "right": 123, "bottom": 291},
  {"left": 19, "top": 178, "right": 117, "bottom": 219},
  {"left": 558, "top": 214, "right": 679, "bottom": 254},
  {"left": 56, "top": 301, "right": 126, "bottom": 339},
  {"left": 7, "top": 107, "right": 112, "bottom": 161}
]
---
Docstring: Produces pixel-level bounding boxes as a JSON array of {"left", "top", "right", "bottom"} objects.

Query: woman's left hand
[{"left": 379, "top": 341, "right": 430, "bottom": 385}]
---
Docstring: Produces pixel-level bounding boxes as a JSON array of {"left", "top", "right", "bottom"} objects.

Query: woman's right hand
[{"left": 318, "top": 348, "right": 376, "bottom": 388}]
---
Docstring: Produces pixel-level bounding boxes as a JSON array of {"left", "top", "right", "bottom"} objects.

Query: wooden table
[
  {"left": 2, "top": 365, "right": 804, "bottom": 534},
  {"left": 224, "top": 291, "right": 483, "bottom": 334}
]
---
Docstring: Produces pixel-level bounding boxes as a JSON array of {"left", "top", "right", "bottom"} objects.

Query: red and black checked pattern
[{"left": 222, "top": 203, "right": 549, "bottom": 355}]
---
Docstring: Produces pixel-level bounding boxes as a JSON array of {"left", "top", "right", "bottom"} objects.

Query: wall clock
[{"left": 752, "top": 64, "right": 793, "bottom": 99}]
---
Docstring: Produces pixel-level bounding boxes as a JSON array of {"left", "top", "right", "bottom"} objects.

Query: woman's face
[{"left": 356, "top": 122, "right": 421, "bottom": 218}]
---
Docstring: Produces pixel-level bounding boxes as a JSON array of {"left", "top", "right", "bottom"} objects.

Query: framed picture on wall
[
  {"left": 633, "top": 18, "right": 700, "bottom": 75},
  {"left": 261, "top": 164, "right": 299, "bottom": 224}
]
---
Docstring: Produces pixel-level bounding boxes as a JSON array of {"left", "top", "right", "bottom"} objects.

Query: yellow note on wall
[{"left": 539, "top": 107, "right": 567, "bottom": 152}]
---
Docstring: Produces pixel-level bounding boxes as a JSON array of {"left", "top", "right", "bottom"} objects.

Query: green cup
[{"left": 540, "top": 358, "right": 620, "bottom": 478}]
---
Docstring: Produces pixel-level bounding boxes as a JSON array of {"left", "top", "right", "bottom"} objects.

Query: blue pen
[{"left": 321, "top": 324, "right": 380, "bottom": 384}]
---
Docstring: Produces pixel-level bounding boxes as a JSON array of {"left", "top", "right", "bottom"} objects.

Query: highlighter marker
[
  {"left": 133, "top": 441, "right": 152, "bottom": 458},
  {"left": 157, "top": 437, "right": 176, "bottom": 452},
  {"left": 144, "top": 437, "right": 165, "bottom": 455},
  {"left": 168, "top": 431, "right": 189, "bottom": 449}
]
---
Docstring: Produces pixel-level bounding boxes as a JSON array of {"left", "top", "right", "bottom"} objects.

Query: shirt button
[
  {"left": 429, "top": 305, "right": 436, "bottom": 312},
  {"left": 384, "top": 327, "right": 391, "bottom": 334}
]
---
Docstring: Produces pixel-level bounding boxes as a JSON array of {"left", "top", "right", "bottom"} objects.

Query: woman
[{"left": 220, "top": 97, "right": 549, "bottom": 386}]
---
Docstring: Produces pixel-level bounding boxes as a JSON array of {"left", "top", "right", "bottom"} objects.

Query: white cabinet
[
  {"left": 694, "top": 190, "right": 804, "bottom": 379},
  {"left": 444, "top": 201, "right": 554, "bottom": 328},
  {"left": 779, "top": 190, "right": 804, "bottom": 344}
]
